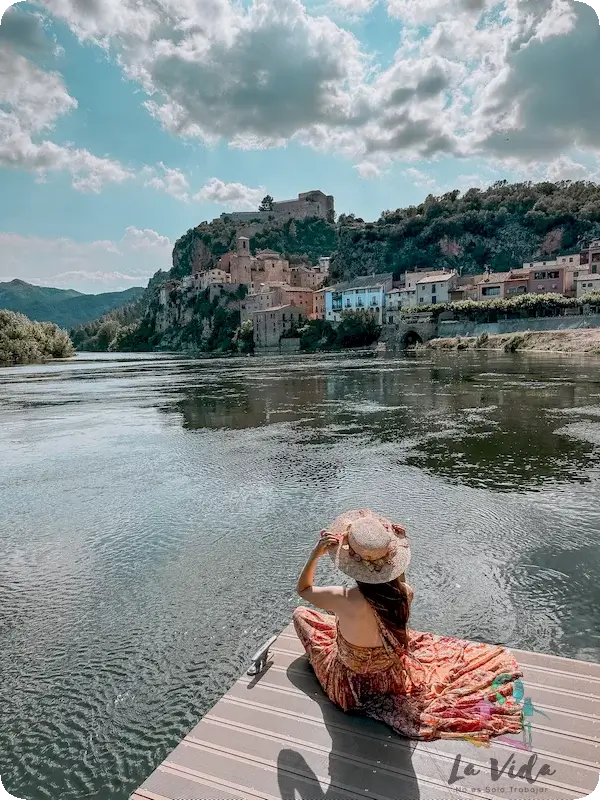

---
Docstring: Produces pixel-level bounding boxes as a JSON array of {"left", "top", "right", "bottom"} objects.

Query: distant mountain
[{"left": 0, "top": 280, "right": 145, "bottom": 328}]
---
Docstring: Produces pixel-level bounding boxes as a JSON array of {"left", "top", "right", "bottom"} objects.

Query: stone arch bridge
[{"left": 382, "top": 313, "right": 438, "bottom": 349}]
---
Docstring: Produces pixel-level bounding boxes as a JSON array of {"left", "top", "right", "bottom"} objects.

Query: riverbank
[{"left": 426, "top": 328, "right": 600, "bottom": 354}]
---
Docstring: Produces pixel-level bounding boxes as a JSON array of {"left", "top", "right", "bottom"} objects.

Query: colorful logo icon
[{"left": 461, "top": 673, "right": 549, "bottom": 751}]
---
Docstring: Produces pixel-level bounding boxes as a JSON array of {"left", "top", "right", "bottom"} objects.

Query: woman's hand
[{"left": 313, "top": 530, "right": 341, "bottom": 558}]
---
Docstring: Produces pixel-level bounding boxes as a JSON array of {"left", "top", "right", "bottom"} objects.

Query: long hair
[{"left": 356, "top": 578, "right": 410, "bottom": 650}]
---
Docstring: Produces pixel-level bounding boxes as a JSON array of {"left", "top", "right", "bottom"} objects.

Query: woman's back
[{"left": 336, "top": 583, "right": 414, "bottom": 648}]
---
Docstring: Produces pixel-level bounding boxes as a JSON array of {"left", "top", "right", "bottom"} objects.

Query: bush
[
  {"left": 0, "top": 310, "right": 75, "bottom": 365},
  {"left": 414, "top": 292, "right": 600, "bottom": 324},
  {"left": 335, "top": 310, "right": 382, "bottom": 348}
]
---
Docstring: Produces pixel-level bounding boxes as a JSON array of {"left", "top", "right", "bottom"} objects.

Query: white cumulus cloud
[
  {"left": 193, "top": 178, "right": 266, "bottom": 209},
  {"left": 142, "top": 163, "right": 191, "bottom": 201},
  {"left": 3, "top": 0, "right": 600, "bottom": 182},
  {"left": 0, "top": 48, "right": 132, "bottom": 191},
  {"left": 0, "top": 227, "right": 172, "bottom": 293}
]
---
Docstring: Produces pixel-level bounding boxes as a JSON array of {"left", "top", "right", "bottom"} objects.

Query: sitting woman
[{"left": 293, "top": 508, "right": 524, "bottom": 742}]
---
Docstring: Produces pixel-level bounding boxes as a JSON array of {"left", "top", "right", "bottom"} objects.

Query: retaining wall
[{"left": 437, "top": 314, "right": 600, "bottom": 339}]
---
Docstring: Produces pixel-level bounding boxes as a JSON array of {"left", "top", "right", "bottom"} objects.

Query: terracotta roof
[{"left": 417, "top": 273, "right": 456, "bottom": 285}]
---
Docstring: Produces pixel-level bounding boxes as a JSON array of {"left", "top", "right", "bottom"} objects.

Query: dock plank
[{"left": 132, "top": 627, "right": 600, "bottom": 800}]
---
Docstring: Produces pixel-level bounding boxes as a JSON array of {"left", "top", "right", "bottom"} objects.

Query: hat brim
[{"left": 327, "top": 509, "right": 411, "bottom": 585}]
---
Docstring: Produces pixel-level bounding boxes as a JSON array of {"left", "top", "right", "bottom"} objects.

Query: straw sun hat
[{"left": 326, "top": 509, "right": 410, "bottom": 585}]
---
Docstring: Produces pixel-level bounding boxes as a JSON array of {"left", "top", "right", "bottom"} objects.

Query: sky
[{"left": 0, "top": 0, "right": 600, "bottom": 294}]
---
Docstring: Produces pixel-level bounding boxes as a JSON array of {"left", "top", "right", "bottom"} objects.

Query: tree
[{"left": 259, "top": 195, "right": 274, "bottom": 211}]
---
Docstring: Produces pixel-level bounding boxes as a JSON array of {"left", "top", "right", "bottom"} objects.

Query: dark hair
[{"left": 356, "top": 578, "right": 410, "bottom": 649}]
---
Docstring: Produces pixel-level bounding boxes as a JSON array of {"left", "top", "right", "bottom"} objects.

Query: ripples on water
[{"left": 1, "top": 350, "right": 599, "bottom": 799}]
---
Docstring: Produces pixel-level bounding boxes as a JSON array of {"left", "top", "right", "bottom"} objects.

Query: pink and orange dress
[{"left": 293, "top": 606, "right": 524, "bottom": 742}]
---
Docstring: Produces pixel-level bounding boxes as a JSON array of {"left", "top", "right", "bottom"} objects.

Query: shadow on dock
[{"left": 277, "top": 657, "right": 420, "bottom": 800}]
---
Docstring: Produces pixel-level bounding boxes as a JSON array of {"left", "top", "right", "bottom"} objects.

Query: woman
[{"left": 293, "top": 508, "right": 524, "bottom": 742}]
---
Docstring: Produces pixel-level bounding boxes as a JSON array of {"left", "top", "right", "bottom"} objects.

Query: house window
[
  {"left": 547, "top": 271, "right": 559, "bottom": 279},
  {"left": 357, "top": 297, "right": 364, "bottom": 307},
  {"left": 431, "top": 284, "right": 436, "bottom": 292},
  {"left": 371, "top": 296, "right": 378, "bottom": 306},
  {"left": 534, "top": 272, "right": 546, "bottom": 280},
  {"left": 593, "top": 265, "right": 598, "bottom": 274},
  {"left": 388, "top": 316, "right": 394, "bottom": 324},
  {"left": 432, "top": 295, "right": 437, "bottom": 304},
  {"left": 345, "top": 298, "right": 352, "bottom": 307},
  {"left": 482, "top": 286, "right": 500, "bottom": 296},
  {"left": 570, "top": 257, "right": 574, "bottom": 263}
]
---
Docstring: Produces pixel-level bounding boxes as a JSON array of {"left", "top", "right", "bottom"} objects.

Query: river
[{"left": 1, "top": 351, "right": 599, "bottom": 799}]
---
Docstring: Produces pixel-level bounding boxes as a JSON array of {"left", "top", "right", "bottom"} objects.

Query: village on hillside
[{"left": 157, "top": 190, "right": 600, "bottom": 351}]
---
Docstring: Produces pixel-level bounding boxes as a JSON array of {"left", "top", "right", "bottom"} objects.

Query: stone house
[{"left": 252, "top": 305, "right": 306, "bottom": 349}]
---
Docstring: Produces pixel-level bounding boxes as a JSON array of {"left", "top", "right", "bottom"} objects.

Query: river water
[{"left": 1, "top": 351, "right": 599, "bottom": 799}]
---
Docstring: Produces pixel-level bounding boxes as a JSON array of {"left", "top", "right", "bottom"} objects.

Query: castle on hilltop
[{"left": 217, "top": 190, "right": 334, "bottom": 224}]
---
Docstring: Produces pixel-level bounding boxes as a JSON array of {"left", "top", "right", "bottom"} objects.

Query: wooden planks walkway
[{"left": 132, "top": 624, "right": 600, "bottom": 800}]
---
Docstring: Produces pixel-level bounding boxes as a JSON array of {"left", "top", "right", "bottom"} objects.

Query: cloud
[
  {"left": 9, "top": 0, "right": 600, "bottom": 179},
  {"left": 0, "top": 5, "right": 55, "bottom": 54},
  {"left": 474, "top": 2, "right": 600, "bottom": 160},
  {"left": 193, "top": 178, "right": 266, "bottom": 209},
  {"left": 0, "top": 227, "right": 172, "bottom": 293},
  {"left": 404, "top": 167, "right": 440, "bottom": 191},
  {"left": 544, "top": 155, "right": 593, "bottom": 181},
  {"left": 387, "top": 0, "right": 490, "bottom": 25},
  {"left": 142, "top": 163, "right": 190, "bottom": 201},
  {"left": 0, "top": 49, "right": 133, "bottom": 191}
]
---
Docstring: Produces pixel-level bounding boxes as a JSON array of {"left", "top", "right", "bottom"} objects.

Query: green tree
[
  {"left": 259, "top": 195, "right": 274, "bottom": 211},
  {"left": 335, "top": 311, "right": 381, "bottom": 349}
]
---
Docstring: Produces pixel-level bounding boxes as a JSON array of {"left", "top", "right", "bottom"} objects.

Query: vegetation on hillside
[
  {"left": 299, "top": 311, "right": 381, "bottom": 352},
  {"left": 0, "top": 280, "right": 144, "bottom": 328},
  {"left": 70, "top": 300, "right": 147, "bottom": 351},
  {"left": 171, "top": 217, "right": 337, "bottom": 280},
  {"left": 0, "top": 310, "right": 75, "bottom": 365},
  {"left": 332, "top": 180, "right": 600, "bottom": 281},
  {"left": 168, "top": 181, "right": 600, "bottom": 289}
]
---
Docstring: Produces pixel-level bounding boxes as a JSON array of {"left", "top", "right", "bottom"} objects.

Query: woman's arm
[{"left": 296, "top": 533, "right": 348, "bottom": 613}]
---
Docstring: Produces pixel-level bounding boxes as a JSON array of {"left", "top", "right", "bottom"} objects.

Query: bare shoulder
[{"left": 346, "top": 586, "right": 371, "bottom": 610}]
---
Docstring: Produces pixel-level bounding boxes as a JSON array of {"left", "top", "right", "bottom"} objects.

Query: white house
[
  {"left": 576, "top": 273, "right": 600, "bottom": 298},
  {"left": 325, "top": 273, "right": 393, "bottom": 324},
  {"left": 416, "top": 271, "right": 458, "bottom": 306}
]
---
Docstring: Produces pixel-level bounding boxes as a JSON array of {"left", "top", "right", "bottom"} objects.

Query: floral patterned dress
[{"left": 293, "top": 606, "right": 524, "bottom": 742}]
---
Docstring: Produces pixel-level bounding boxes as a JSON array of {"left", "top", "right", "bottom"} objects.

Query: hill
[
  {"left": 332, "top": 180, "right": 600, "bottom": 281},
  {"left": 0, "top": 309, "right": 75, "bottom": 365},
  {"left": 0, "top": 280, "right": 145, "bottom": 328},
  {"left": 167, "top": 181, "right": 600, "bottom": 285},
  {"left": 72, "top": 179, "right": 600, "bottom": 353}
]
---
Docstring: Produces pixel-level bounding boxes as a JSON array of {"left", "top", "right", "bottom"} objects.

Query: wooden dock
[{"left": 132, "top": 623, "right": 600, "bottom": 800}]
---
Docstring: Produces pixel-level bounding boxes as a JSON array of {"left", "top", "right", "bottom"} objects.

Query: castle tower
[{"left": 231, "top": 236, "right": 253, "bottom": 285}]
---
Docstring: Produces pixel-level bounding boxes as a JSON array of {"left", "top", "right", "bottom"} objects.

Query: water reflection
[
  {"left": 163, "top": 353, "right": 600, "bottom": 493},
  {"left": 1, "top": 350, "right": 599, "bottom": 800}
]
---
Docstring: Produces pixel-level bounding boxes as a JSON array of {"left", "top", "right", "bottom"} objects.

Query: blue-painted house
[{"left": 325, "top": 273, "right": 394, "bottom": 325}]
